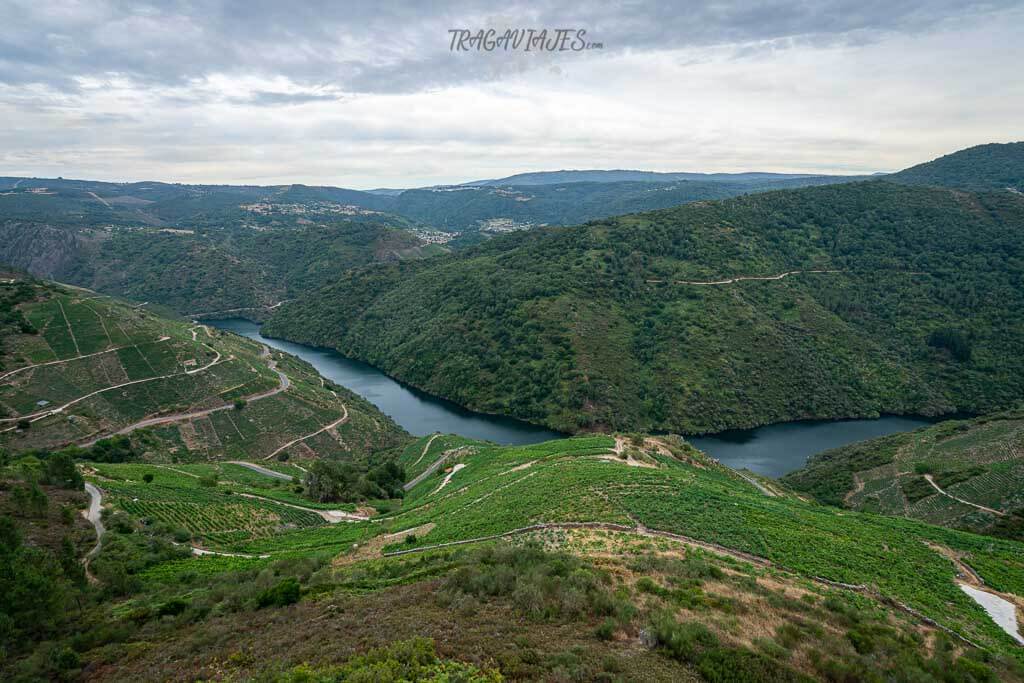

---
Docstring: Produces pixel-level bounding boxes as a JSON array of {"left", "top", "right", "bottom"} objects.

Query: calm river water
[{"left": 210, "top": 319, "right": 933, "bottom": 477}]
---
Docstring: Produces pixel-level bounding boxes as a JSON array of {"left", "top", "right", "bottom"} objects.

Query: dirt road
[{"left": 923, "top": 474, "right": 1005, "bottom": 516}]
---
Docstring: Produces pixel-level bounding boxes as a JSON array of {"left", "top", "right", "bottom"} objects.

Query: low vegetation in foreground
[{"left": 4, "top": 432, "right": 1023, "bottom": 681}]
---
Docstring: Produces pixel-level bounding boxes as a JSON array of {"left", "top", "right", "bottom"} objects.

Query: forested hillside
[
  {"left": 889, "top": 142, "right": 1024, "bottom": 192},
  {"left": 265, "top": 180, "right": 1024, "bottom": 434},
  {"left": 0, "top": 172, "right": 861, "bottom": 316}
]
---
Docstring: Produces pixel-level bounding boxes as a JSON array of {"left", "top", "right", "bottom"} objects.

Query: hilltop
[
  {"left": 4, "top": 432, "right": 1023, "bottom": 680},
  {"left": 466, "top": 169, "right": 861, "bottom": 186},
  {"left": 265, "top": 179, "right": 1024, "bottom": 434},
  {"left": 888, "top": 142, "right": 1024, "bottom": 192},
  {"left": 0, "top": 171, "right": 865, "bottom": 317},
  {"left": 0, "top": 276, "right": 408, "bottom": 461},
  {"left": 783, "top": 408, "right": 1024, "bottom": 540}
]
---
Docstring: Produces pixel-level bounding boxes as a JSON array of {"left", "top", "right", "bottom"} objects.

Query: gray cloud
[
  {"left": 0, "top": 0, "right": 1019, "bottom": 95},
  {"left": 0, "top": 1, "right": 1021, "bottom": 187}
]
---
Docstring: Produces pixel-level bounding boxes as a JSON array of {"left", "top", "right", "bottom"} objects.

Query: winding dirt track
[
  {"left": 77, "top": 345, "right": 286, "bottom": 447},
  {"left": 404, "top": 451, "right": 450, "bottom": 492},
  {"left": 228, "top": 461, "right": 293, "bottom": 480},
  {"left": 238, "top": 492, "right": 368, "bottom": 522},
  {"left": 262, "top": 404, "right": 348, "bottom": 460},
  {"left": 646, "top": 269, "right": 842, "bottom": 286},
  {"left": 410, "top": 433, "right": 442, "bottom": 469},
  {"left": 923, "top": 474, "right": 1005, "bottom": 516},
  {"left": 81, "top": 482, "right": 105, "bottom": 583},
  {"left": 0, "top": 338, "right": 169, "bottom": 383},
  {"left": 1, "top": 345, "right": 231, "bottom": 427}
]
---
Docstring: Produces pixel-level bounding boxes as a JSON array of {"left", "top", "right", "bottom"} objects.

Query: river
[{"left": 210, "top": 319, "right": 933, "bottom": 477}]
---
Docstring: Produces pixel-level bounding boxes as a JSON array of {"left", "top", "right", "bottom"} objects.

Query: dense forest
[
  {"left": 889, "top": 142, "right": 1024, "bottom": 191},
  {"left": 265, "top": 179, "right": 1024, "bottom": 434}
]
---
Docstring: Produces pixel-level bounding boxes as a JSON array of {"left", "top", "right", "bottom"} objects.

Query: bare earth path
[
  {"left": 923, "top": 474, "right": 1005, "bottom": 516},
  {"left": 262, "top": 403, "right": 348, "bottom": 460},
  {"left": 0, "top": 338, "right": 169, "bottom": 382},
  {"left": 734, "top": 470, "right": 777, "bottom": 496},
  {"left": 646, "top": 269, "right": 842, "bottom": 286},
  {"left": 845, "top": 473, "right": 865, "bottom": 506},
  {"left": 410, "top": 433, "right": 441, "bottom": 469},
  {"left": 237, "top": 492, "right": 368, "bottom": 522}
]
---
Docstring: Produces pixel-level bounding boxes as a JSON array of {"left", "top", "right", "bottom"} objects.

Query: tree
[
  {"left": 142, "top": 473, "right": 154, "bottom": 484},
  {"left": 43, "top": 453, "right": 83, "bottom": 489},
  {"left": 927, "top": 327, "right": 972, "bottom": 362},
  {"left": 304, "top": 460, "right": 359, "bottom": 503}
]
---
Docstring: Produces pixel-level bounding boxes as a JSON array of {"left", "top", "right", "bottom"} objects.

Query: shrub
[
  {"left": 157, "top": 598, "right": 189, "bottom": 617},
  {"left": 648, "top": 611, "right": 718, "bottom": 663},
  {"left": 595, "top": 617, "right": 617, "bottom": 640},
  {"left": 256, "top": 577, "right": 300, "bottom": 608}
]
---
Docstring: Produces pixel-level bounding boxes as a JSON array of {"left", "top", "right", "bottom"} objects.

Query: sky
[{"left": 0, "top": 0, "right": 1022, "bottom": 189}]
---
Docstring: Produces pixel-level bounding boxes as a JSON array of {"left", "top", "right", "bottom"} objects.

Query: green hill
[
  {"left": 0, "top": 276, "right": 408, "bottom": 461},
  {"left": 889, "top": 142, "right": 1024, "bottom": 192},
  {"left": 0, "top": 172, "right": 865, "bottom": 317},
  {"left": 6, "top": 433, "right": 1023, "bottom": 680},
  {"left": 782, "top": 408, "right": 1024, "bottom": 540},
  {"left": 265, "top": 180, "right": 1024, "bottom": 434}
]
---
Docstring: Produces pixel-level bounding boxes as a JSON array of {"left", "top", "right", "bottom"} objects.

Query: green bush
[
  {"left": 256, "top": 577, "right": 301, "bottom": 608},
  {"left": 648, "top": 611, "right": 717, "bottom": 663}
]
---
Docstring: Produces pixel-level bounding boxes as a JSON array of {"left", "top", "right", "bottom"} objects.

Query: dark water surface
[
  {"left": 688, "top": 416, "right": 932, "bottom": 477},
  {"left": 210, "top": 319, "right": 933, "bottom": 474},
  {"left": 209, "top": 319, "right": 562, "bottom": 446}
]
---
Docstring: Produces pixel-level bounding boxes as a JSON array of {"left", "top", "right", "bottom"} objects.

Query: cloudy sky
[{"left": 0, "top": 0, "right": 1021, "bottom": 188}]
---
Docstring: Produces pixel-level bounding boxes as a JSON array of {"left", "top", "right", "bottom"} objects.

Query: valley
[
  {"left": 3, "top": 142, "right": 1024, "bottom": 682},
  {"left": 264, "top": 177, "right": 1024, "bottom": 435}
]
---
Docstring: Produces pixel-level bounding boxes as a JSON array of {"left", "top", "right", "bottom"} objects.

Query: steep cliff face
[{"left": 0, "top": 222, "right": 104, "bottom": 278}]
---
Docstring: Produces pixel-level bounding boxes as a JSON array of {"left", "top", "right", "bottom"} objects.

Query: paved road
[
  {"left": 227, "top": 460, "right": 294, "bottom": 481},
  {"left": 404, "top": 452, "right": 449, "bottom": 491},
  {"left": 83, "top": 482, "right": 105, "bottom": 560}
]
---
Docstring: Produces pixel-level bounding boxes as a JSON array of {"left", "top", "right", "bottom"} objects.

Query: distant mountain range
[
  {"left": 0, "top": 142, "right": 1019, "bottom": 323},
  {"left": 460, "top": 169, "right": 868, "bottom": 186}
]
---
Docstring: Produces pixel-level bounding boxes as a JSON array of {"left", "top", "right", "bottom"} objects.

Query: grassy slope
[
  {"left": 115, "top": 433, "right": 1024, "bottom": 661},
  {"left": 266, "top": 180, "right": 1024, "bottom": 434},
  {"left": 0, "top": 278, "right": 408, "bottom": 461},
  {"left": 782, "top": 408, "right": 1024, "bottom": 538}
]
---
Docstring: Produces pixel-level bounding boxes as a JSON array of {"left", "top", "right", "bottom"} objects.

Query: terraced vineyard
[
  {"left": 118, "top": 433, "right": 1024, "bottom": 662},
  {"left": 90, "top": 462, "right": 327, "bottom": 547},
  {"left": 783, "top": 408, "right": 1024, "bottom": 538},
  {"left": 0, "top": 277, "right": 408, "bottom": 461}
]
